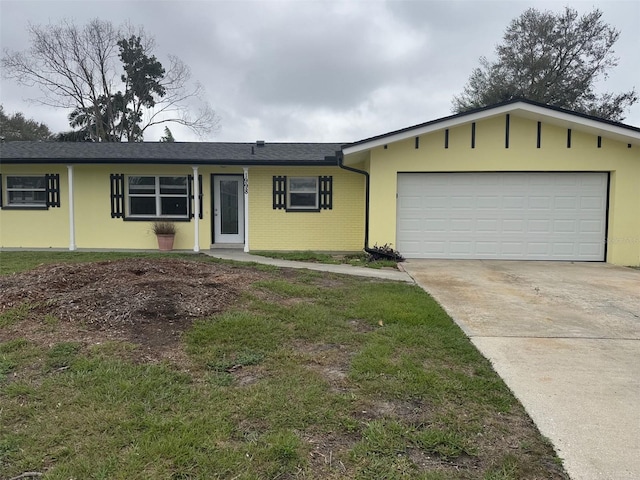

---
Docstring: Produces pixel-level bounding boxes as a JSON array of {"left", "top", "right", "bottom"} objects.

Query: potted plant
[{"left": 152, "top": 221, "right": 177, "bottom": 251}]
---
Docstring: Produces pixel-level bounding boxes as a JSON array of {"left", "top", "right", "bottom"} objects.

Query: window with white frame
[
  {"left": 287, "top": 177, "right": 318, "bottom": 210},
  {"left": 127, "top": 175, "right": 188, "bottom": 218}
]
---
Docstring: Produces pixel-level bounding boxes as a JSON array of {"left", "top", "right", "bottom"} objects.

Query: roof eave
[
  {"left": 0, "top": 158, "right": 339, "bottom": 166},
  {"left": 342, "top": 101, "right": 640, "bottom": 156}
]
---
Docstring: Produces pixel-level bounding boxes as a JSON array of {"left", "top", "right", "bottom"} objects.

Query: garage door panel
[
  {"left": 421, "top": 220, "right": 446, "bottom": 232},
  {"left": 477, "top": 219, "right": 499, "bottom": 232},
  {"left": 503, "top": 196, "right": 526, "bottom": 209},
  {"left": 502, "top": 219, "right": 525, "bottom": 232},
  {"left": 554, "top": 197, "right": 578, "bottom": 209},
  {"left": 398, "top": 196, "right": 421, "bottom": 209},
  {"left": 501, "top": 174, "right": 528, "bottom": 186},
  {"left": 450, "top": 176, "right": 476, "bottom": 186},
  {"left": 423, "top": 196, "right": 448, "bottom": 208},
  {"left": 581, "top": 175, "right": 607, "bottom": 186},
  {"left": 528, "top": 219, "right": 551, "bottom": 233},
  {"left": 580, "top": 219, "right": 604, "bottom": 233},
  {"left": 477, "top": 196, "right": 500, "bottom": 208},
  {"left": 451, "top": 219, "right": 473, "bottom": 232},
  {"left": 397, "top": 173, "right": 607, "bottom": 261},
  {"left": 398, "top": 221, "right": 421, "bottom": 234},
  {"left": 450, "top": 241, "right": 474, "bottom": 254},
  {"left": 528, "top": 243, "right": 551, "bottom": 255},
  {"left": 476, "top": 242, "right": 500, "bottom": 255},
  {"left": 528, "top": 196, "right": 553, "bottom": 209},
  {"left": 451, "top": 196, "right": 474, "bottom": 208},
  {"left": 580, "top": 196, "right": 604, "bottom": 209},
  {"left": 580, "top": 243, "right": 602, "bottom": 255},
  {"left": 423, "top": 241, "right": 446, "bottom": 254},
  {"left": 553, "top": 220, "right": 577, "bottom": 233},
  {"left": 502, "top": 242, "right": 525, "bottom": 255},
  {"left": 553, "top": 243, "right": 576, "bottom": 255}
]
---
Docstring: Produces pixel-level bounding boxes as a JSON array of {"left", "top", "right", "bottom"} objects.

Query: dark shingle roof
[{"left": 0, "top": 141, "right": 343, "bottom": 165}]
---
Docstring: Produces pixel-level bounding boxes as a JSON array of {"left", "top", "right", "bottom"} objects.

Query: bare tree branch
[{"left": 2, "top": 18, "right": 220, "bottom": 141}]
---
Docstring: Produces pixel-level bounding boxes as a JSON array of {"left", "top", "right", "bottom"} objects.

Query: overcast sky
[{"left": 1, "top": 0, "right": 638, "bottom": 143}]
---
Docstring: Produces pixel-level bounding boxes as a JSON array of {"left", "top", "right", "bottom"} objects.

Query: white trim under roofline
[{"left": 342, "top": 101, "right": 640, "bottom": 156}]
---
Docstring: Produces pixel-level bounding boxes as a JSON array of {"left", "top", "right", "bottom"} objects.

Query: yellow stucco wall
[
  {"left": 71, "top": 164, "right": 224, "bottom": 250},
  {"left": 1, "top": 164, "right": 365, "bottom": 253},
  {"left": 248, "top": 167, "right": 365, "bottom": 251},
  {"left": 363, "top": 115, "right": 640, "bottom": 266},
  {"left": 0, "top": 165, "right": 69, "bottom": 248}
]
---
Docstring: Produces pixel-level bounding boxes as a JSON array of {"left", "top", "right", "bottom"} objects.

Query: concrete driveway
[{"left": 402, "top": 260, "right": 640, "bottom": 480}]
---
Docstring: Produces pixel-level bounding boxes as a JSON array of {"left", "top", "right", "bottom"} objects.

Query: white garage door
[{"left": 397, "top": 172, "right": 607, "bottom": 260}]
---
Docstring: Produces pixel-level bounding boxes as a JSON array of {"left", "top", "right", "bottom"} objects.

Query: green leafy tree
[
  {"left": 159, "top": 127, "right": 175, "bottom": 142},
  {"left": 117, "top": 35, "right": 166, "bottom": 142},
  {"left": 2, "top": 19, "right": 219, "bottom": 141},
  {"left": 66, "top": 93, "right": 126, "bottom": 142},
  {"left": 0, "top": 105, "right": 52, "bottom": 141},
  {"left": 453, "top": 7, "right": 638, "bottom": 121}
]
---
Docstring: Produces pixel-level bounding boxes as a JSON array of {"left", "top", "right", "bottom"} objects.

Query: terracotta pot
[{"left": 156, "top": 234, "right": 175, "bottom": 251}]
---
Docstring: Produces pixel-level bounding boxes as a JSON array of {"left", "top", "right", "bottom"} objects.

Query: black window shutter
[
  {"left": 0, "top": 174, "right": 3, "bottom": 208},
  {"left": 188, "top": 174, "right": 194, "bottom": 218},
  {"left": 319, "top": 176, "right": 332, "bottom": 210},
  {"left": 273, "top": 176, "right": 286, "bottom": 209},
  {"left": 45, "top": 174, "right": 60, "bottom": 208},
  {"left": 188, "top": 174, "right": 204, "bottom": 219},
  {"left": 110, "top": 174, "right": 125, "bottom": 218}
]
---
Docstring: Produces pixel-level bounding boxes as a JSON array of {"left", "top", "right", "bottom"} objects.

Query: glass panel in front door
[{"left": 220, "top": 180, "right": 239, "bottom": 234}]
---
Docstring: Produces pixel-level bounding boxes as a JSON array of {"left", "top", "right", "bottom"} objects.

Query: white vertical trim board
[
  {"left": 192, "top": 166, "right": 200, "bottom": 252},
  {"left": 67, "top": 165, "right": 76, "bottom": 251},
  {"left": 243, "top": 167, "right": 249, "bottom": 252}
]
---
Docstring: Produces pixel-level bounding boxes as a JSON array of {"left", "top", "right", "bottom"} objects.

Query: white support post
[
  {"left": 67, "top": 165, "right": 76, "bottom": 251},
  {"left": 243, "top": 167, "right": 249, "bottom": 252},
  {"left": 193, "top": 166, "right": 200, "bottom": 252}
]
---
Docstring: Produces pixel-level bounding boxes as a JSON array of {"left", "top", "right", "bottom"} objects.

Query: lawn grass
[
  {"left": 0, "top": 250, "right": 203, "bottom": 275},
  {"left": 0, "top": 252, "right": 567, "bottom": 479},
  {"left": 253, "top": 250, "right": 399, "bottom": 269}
]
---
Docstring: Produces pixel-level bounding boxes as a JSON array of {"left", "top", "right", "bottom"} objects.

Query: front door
[{"left": 213, "top": 175, "right": 244, "bottom": 244}]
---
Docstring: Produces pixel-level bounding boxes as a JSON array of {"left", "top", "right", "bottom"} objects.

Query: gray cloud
[{"left": 1, "top": 0, "right": 638, "bottom": 143}]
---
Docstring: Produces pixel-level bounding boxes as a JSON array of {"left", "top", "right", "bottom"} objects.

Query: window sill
[
  {"left": 285, "top": 208, "right": 321, "bottom": 212},
  {"left": 1, "top": 205, "right": 49, "bottom": 210},
  {"left": 123, "top": 217, "right": 191, "bottom": 222}
]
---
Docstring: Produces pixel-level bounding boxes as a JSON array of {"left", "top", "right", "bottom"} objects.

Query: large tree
[
  {"left": 0, "top": 105, "right": 52, "bottom": 141},
  {"left": 1, "top": 19, "right": 219, "bottom": 141},
  {"left": 453, "top": 7, "right": 637, "bottom": 121}
]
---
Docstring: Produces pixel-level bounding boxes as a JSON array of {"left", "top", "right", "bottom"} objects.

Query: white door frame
[{"left": 212, "top": 174, "right": 244, "bottom": 244}]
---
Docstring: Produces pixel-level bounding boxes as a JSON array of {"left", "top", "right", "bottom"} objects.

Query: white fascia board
[
  {"left": 511, "top": 104, "right": 640, "bottom": 144},
  {"left": 342, "top": 102, "right": 640, "bottom": 156},
  {"left": 343, "top": 104, "right": 518, "bottom": 155}
]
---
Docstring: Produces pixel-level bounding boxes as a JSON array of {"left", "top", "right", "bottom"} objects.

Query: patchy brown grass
[
  {"left": 0, "top": 258, "right": 268, "bottom": 362},
  {"left": 0, "top": 255, "right": 567, "bottom": 479}
]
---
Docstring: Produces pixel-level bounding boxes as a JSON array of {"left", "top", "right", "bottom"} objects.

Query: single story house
[{"left": 1, "top": 99, "right": 639, "bottom": 265}]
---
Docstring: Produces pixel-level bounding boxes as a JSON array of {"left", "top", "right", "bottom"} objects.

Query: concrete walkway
[
  {"left": 402, "top": 260, "right": 640, "bottom": 480},
  {"left": 203, "top": 249, "right": 413, "bottom": 282}
]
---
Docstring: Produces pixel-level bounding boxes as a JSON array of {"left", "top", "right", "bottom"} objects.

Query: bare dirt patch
[
  {"left": 294, "top": 341, "right": 353, "bottom": 393},
  {"left": 0, "top": 256, "right": 568, "bottom": 479},
  {"left": 0, "top": 258, "right": 272, "bottom": 361}
]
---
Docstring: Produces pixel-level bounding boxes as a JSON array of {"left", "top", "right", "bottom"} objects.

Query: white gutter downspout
[
  {"left": 243, "top": 167, "right": 249, "bottom": 252},
  {"left": 192, "top": 166, "right": 200, "bottom": 252},
  {"left": 67, "top": 165, "right": 76, "bottom": 251}
]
